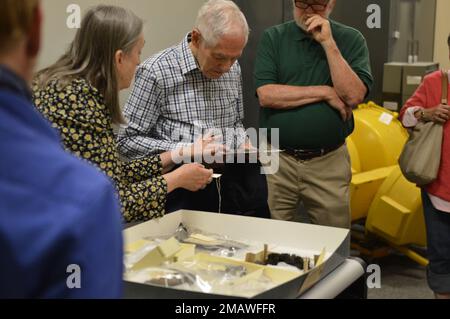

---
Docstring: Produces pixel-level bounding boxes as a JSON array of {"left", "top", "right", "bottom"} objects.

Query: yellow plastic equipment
[
  {"left": 348, "top": 102, "right": 409, "bottom": 221},
  {"left": 365, "top": 166, "right": 427, "bottom": 266},
  {"left": 347, "top": 102, "right": 427, "bottom": 266},
  {"left": 350, "top": 102, "right": 409, "bottom": 171}
]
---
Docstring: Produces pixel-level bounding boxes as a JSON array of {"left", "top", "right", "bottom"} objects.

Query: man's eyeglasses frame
[{"left": 294, "top": 0, "right": 329, "bottom": 11}]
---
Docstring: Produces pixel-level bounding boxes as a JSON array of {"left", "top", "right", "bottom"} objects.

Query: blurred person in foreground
[{"left": 0, "top": 0, "right": 123, "bottom": 298}]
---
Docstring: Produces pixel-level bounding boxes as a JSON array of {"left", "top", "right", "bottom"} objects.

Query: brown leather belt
[{"left": 284, "top": 143, "right": 344, "bottom": 161}]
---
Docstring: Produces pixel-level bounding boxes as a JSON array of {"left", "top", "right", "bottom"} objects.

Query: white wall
[
  {"left": 434, "top": 0, "right": 450, "bottom": 70},
  {"left": 38, "top": 0, "right": 206, "bottom": 105}
]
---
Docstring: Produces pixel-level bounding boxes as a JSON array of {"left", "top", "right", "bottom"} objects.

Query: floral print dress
[{"left": 33, "top": 78, "right": 167, "bottom": 222}]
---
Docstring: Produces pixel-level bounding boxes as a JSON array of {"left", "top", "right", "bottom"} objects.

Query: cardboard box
[{"left": 123, "top": 210, "right": 350, "bottom": 299}]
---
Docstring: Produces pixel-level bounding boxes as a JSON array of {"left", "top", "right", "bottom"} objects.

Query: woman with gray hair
[{"left": 33, "top": 5, "right": 214, "bottom": 223}]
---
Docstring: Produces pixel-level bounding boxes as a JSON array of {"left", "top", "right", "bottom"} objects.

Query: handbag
[{"left": 398, "top": 70, "right": 447, "bottom": 186}]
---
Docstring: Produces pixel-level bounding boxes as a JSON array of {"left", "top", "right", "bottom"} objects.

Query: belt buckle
[
  {"left": 295, "top": 149, "right": 308, "bottom": 161},
  {"left": 293, "top": 149, "right": 310, "bottom": 162},
  {"left": 294, "top": 149, "right": 302, "bottom": 158},
  {"left": 320, "top": 148, "right": 325, "bottom": 156}
]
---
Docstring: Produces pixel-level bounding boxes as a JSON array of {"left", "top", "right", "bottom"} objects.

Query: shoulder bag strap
[{"left": 441, "top": 69, "right": 448, "bottom": 105}]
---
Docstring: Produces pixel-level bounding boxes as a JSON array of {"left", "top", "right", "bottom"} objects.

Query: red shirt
[{"left": 400, "top": 70, "right": 450, "bottom": 201}]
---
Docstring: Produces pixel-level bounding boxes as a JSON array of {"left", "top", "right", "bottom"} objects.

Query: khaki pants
[{"left": 266, "top": 145, "right": 351, "bottom": 229}]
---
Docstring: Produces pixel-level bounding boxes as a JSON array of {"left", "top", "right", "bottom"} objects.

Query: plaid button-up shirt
[{"left": 117, "top": 35, "right": 246, "bottom": 159}]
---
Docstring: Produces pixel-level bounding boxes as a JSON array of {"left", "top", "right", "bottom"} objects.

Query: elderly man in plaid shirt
[{"left": 118, "top": 0, "right": 270, "bottom": 218}]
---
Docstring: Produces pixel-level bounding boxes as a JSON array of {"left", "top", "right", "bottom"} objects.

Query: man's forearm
[
  {"left": 118, "top": 135, "right": 184, "bottom": 160},
  {"left": 303, "top": 14, "right": 367, "bottom": 107},
  {"left": 257, "top": 84, "right": 332, "bottom": 110},
  {"left": 323, "top": 40, "right": 367, "bottom": 107}
]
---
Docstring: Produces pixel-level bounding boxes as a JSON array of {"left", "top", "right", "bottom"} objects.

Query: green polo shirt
[{"left": 254, "top": 20, "right": 373, "bottom": 149}]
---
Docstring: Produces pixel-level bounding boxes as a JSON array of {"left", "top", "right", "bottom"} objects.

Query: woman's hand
[
  {"left": 164, "top": 163, "right": 213, "bottom": 193},
  {"left": 417, "top": 105, "right": 450, "bottom": 124}
]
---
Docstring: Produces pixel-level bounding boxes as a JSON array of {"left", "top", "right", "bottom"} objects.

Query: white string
[{"left": 215, "top": 176, "right": 222, "bottom": 214}]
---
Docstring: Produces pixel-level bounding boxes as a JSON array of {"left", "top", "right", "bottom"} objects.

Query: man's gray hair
[{"left": 194, "top": 0, "right": 249, "bottom": 47}]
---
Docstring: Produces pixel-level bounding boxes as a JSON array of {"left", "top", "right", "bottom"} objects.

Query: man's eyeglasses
[{"left": 294, "top": 0, "right": 329, "bottom": 11}]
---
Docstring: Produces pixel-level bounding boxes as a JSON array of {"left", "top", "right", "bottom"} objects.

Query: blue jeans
[{"left": 422, "top": 191, "right": 450, "bottom": 293}]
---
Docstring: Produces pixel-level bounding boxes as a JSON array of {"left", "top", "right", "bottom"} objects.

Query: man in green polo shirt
[{"left": 254, "top": 0, "right": 373, "bottom": 228}]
